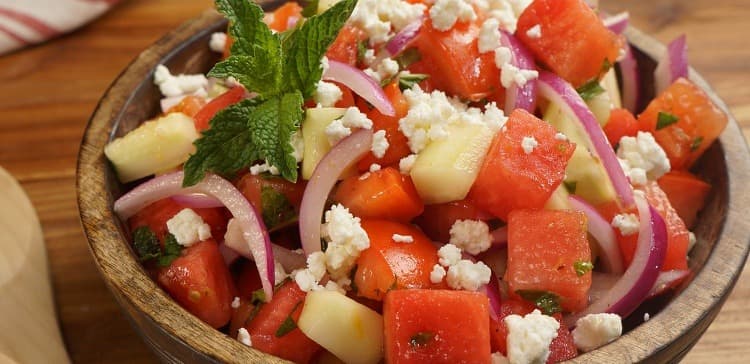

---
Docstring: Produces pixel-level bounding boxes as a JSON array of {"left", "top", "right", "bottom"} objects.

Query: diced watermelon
[
  {"left": 128, "top": 198, "right": 229, "bottom": 243},
  {"left": 414, "top": 199, "right": 490, "bottom": 243},
  {"left": 357, "top": 82, "right": 412, "bottom": 171},
  {"left": 335, "top": 168, "right": 424, "bottom": 223},
  {"left": 657, "top": 171, "right": 711, "bottom": 229}
]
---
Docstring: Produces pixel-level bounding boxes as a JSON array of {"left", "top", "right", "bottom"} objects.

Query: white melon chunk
[{"left": 301, "top": 107, "right": 346, "bottom": 180}]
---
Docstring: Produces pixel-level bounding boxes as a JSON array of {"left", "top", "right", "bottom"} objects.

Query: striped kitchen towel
[{"left": 0, "top": 0, "right": 122, "bottom": 55}]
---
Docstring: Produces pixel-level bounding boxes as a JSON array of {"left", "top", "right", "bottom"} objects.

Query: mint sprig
[{"left": 183, "top": 0, "right": 357, "bottom": 186}]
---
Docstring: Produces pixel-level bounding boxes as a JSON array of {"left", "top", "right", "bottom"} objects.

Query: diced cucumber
[
  {"left": 104, "top": 112, "right": 198, "bottom": 183},
  {"left": 317, "top": 0, "right": 342, "bottom": 13},
  {"left": 297, "top": 291, "right": 384, "bottom": 364},
  {"left": 545, "top": 185, "right": 572, "bottom": 210},
  {"left": 410, "top": 123, "right": 495, "bottom": 204},
  {"left": 601, "top": 68, "right": 622, "bottom": 110},
  {"left": 301, "top": 107, "right": 346, "bottom": 180}
]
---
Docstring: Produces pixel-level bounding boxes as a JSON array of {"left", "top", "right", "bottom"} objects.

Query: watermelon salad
[{"left": 104, "top": 0, "right": 729, "bottom": 362}]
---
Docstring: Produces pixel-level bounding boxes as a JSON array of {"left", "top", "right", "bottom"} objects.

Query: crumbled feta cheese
[
  {"left": 325, "top": 107, "right": 373, "bottom": 145},
  {"left": 526, "top": 24, "right": 542, "bottom": 39},
  {"left": 153, "top": 64, "right": 209, "bottom": 98},
  {"left": 475, "top": 0, "right": 531, "bottom": 33},
  {"left": 479, "top": 18, "right": 502, "bottom": 54},
  {"left": 482, "top": 102, "right": 508, "bottom": 131},
  {"left": 231, "top": 296, "right": 241, "bottom": 309},
  {"left": 446, "top": 260, "right": 492, "bottom": 291},
  {"left": 430, "top": 264, "right": 447, "bottom": 283},
  {"left": 643, "top": 313, "right": 651, "bottom": 322},
  {"left": 307, "top": 252, "right": 327, "bottom": 281},
  {"left": 438, "top": 243, "right": 463, "bottom": 267},
  {"left": 572, "top": 313, "right": 623, "bottom": 352},
  {"left": 363, "top": 67, "right": 382, "bottom": 83},
  {"left": 555, "top": 132, "right": 568, "bottom": 141},
  {"left": 321, "top": 204, "right": 370, "bottom": 280},
  {"left": 166, "top": 208, "right": 212, "bottom": 247},
  {"left": 209, "top": 32, "right": 227, "bottom": 53},
  {"left": 399, "top": 154, "right": 418, "bottom": 174},
  {"left": 611, "top": 213, "right": 639, "bottom": 236},
  {"left": 314, "top": 81, "right": 343, "bottom": 107},
  {"left": 430, "top": 0, "right": 477, "bottom": 31},
  {"left": 289, "top": 131, "right": 305, "bottom": 163},
  {"left": 225, "top": 76, "right": 241, "bottom": 88},
  {"left": 617, "top": 131, "right": 671, "bottom": 181},
  {"left": 521, "top": 136, "right": 539, "bottom": 154},
  {"left": 324, "top": 280, "right": 347, "bottom": 295},
  {"left": 369, "top": 163, "right": 382, "bottom": 173},
  {"left": 392, "top": 234, "right": 414, "bottom": 243},
  {"left": 378, "top": 58, "right": 400, "bottom": 81},
  {"left": 249, "top": 162, "right": 280, "bottom": 176},
  {"left": 371, "top": 130, "right": 390, "bottom": 158},
  {"left": 363, "top": 49, "right": 376, "bottom": 66},
  {"left": 618, "top": 157, "right": 648, "bottom": 186},
  {"left": 237, "top": 328, "right": 252, "bottom": 347},
  {"left": 491, "top": 352, "right": 510, "bottom": 364},
  {"left": 505, "top": 309, "right": 560, "bottom": 364},
  {"left": 494, "top": 46, "right": 513, "bottom": 68},
  {"left": 350, "top": 0, "right": 426, "bottom": 44},
  {"left": 502, "top": 63, "right": 539, "bottom": 88},
  {"left": 449, "top": 220, "right": 493, "bottom": 255},
  {"left": 293, "top": 269, "right": 322, "bottom": 292},
  {"left": 688, "top": 231, "right": 697, "bottom": 252},
  {"left": 321, "top": 56, "right": 330, "bottom": 74}
]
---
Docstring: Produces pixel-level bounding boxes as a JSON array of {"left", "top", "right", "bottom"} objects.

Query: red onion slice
[
  {"left": 481, "top": 272, "right": 503, "bottom": 322},
  {"left": 564, "top": 194, "right": 667, "bottom": 327},
  {"left": 568, "top": 196, "right": 624, "bottom": 274},
  {"left": 500, "top": 31, "right": 538, "bottom": 113},
  {"left": 113, "top": 171, "right": 276, "bottom": 299},
  {"left": 224, "top": 218, "right": 306, "bottom": 272},
  {"left": 619, "top": 44, "right": 640, "bottom": 113},
  {"left": 299, "top": 129, "right": 374, "bottom": 255},
  {"left": 654, "top": 34, "right": 688, "bottom": 94},
  {"left": 323, "top": 60, "right": 395, "bottom": 116},
  {"left": 171, "top": 193, "right": 224, "bottom": 208},
  {"left": 385, "top": 21, "right": 422, "bottom": 56},
  {"left": 589, "top": 272, "right": 620, "bottom": 303},
  {"left": 537, "top": 71, "right": 635, "bottom": 208},
  {"left": 603, "top": 12, "right": 629, "bottom": 35},
  {"left": 647, "top": 269, "right": 690, "bottom": 298}
]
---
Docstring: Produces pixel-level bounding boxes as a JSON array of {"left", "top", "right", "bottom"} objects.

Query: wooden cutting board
[{"left": 0, "top": 167, "right": 70, "bottom": 364}]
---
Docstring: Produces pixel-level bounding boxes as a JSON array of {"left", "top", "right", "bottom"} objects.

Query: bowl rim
[{"left": 76, "top": 9, "right": 750, "bottom": 364}]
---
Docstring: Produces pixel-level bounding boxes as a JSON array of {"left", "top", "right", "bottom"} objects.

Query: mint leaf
[
  {"left": 302, "top": 0, "right": 320, "bottom": 17},
  {"left": 576, "top": 79, "right": 605, "bottom": 101},
  {"left": 399, "top": 73, "right": 429, "bottom": 91},
  {"left": 216, "top": 0, "right": 278, "bottom": 58},
  {"left": 691, "top": 136, "right": 704, "bottom": 151},
  {"left": 133, "top": 226, "right": 161, "bottom": 262},
  {"left": 574, "top": 260, "right": 594, "bottom": 276},
  {"left": 409, "top": 331, "right": 436, "bottom": 347},
  {"left": 209, "top": 54, "right": 281, "bottom": 96},
  {"left": 282, "top": 0, "right": 357, "bottom": 98},
  {"left": 517, "top": 290, "right": 563, "bottom": 315},
  {"left": 261, "top": 185, "right": 297, "bottom": 230},
  {"left": 157, "top": 234, "right": 184, "bottom": 267},
  {"left": 656, "top": 111, "right": 679, "bottom": 130}
]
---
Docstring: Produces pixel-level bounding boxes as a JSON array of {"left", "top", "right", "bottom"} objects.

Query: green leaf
[
  {"left": 409, "top": 331, "right": 436, "bottom": 347},
  {"left": 247, "top": 92, "right": 304, "bottom": 182},
  {"left": 516, "top": 290, "right": 562, "bottom": 315},
  {"left": 251, "top": 288, "right": 267, "bottom": 305},
  {"left": 209, "top": 54, "right": 281, "bottom": 96},
  {"left": 691, "top": 136, "right": 704, "bottom": 151},
  {"left": 356, "top": 39, "right": 368, "bottom": 64},
  {"left": 216, "top": 0, "right": 279, "bottom": 59},
  {"left": 576, "top": 79, "right": 605, "bottom": 101},
  {"left": 281, "top": 0, "right": 358, "bottom": 98},
  {"left": 261, "top": 185, "right": 297, "bottom": 230},
  {"left": 656, "top": 112, "right": 679, "bottom": 130},
  {"left": 275, "top": 301, "right": 303, "bottom": 337},
  {"left": 563, "top": 180, "right": 577, "bottom": 194},
  {"left": 398, "top": 73, "right": 429, "bottom": 91},
  {"left": 396, "top": 48, "right": 421, "bottom": 69},
  {"left": 132, "top": 226, "right": 161, "bottom": 262},
  {"left": 574, "top": 260, "right": 594, "bottom": 276},
  {"left": 157, "top": 234, "right": 184, "bottom": 267},
  {"left": 302, "top": 0, "right": 320, "bottom": 17}
]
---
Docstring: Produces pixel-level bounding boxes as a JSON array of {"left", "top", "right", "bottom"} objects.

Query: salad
[{"left": 104, "top": 0, "right": 729, "bottom": 362}]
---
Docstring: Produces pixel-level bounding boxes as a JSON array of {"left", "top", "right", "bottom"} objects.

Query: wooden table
[{"left": 0, "top": 0, "right": 747, "bottom": 362}]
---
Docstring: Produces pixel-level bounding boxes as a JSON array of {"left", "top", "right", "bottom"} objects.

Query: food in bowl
[{"left": 103, "top": 0, "right": 729, "bottom": 362}]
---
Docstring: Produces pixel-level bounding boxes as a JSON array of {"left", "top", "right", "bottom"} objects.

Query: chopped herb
[
  {"left": 656, "top": 112, "right": 679, "bottom": 130},
  {"left": 409, "top": 331, "right": 436, "bottom": 347},
  {"left": 301, "top": 0, "right": 319, "bottom": 17},
  {"left": 691, "top": 136, "right": 704, "bottom": 151},
  {"left": 275, "top": 301, "right": 303, "bottom": 337},
  {"left": 157, "top": 233, "right": 184, "bottom": 267},
  {"left": 398, "top": 73, "right": 429, "bottom": 91},
  {"left": 356, "top": 39, "right": 369, "bottom": 65},
  {"left": 574, "top": 261, "right": 594, "bottom": 276},
  {"left": 251, "top": 288, "right": 267, "bottom": 305},
  {"left": 576, "top": 79, "right": 606, "bottom": 101},
  {"left": 183, "top": 0, "right": 357, "bottom": 186},
  {"left": 395, "top": 48, "right": 421, "bottom": 69},
  {"left": 516, "top": 290, "right": 562, "bottom": 315},
  {"left": 563, "top": 180, "right": 578, "bottom": 194},
  {"left": 601, "top": 58, "right": 613, "bottom": 75},
  {"left": 261, "top": 185, "right": 297, "bottom": 230},
  {"left": 132, "top": 226, "right": 161, "bottom": 262}
]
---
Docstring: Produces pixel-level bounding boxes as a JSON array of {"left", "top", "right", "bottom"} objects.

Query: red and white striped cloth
[{"left": 0, "top": 0, "right": 122, "bottom": 55}]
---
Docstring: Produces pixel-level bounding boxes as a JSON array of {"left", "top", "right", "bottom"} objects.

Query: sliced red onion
[
  {"left": 647, "top": 269, "right": 690, "bottom": 298},
  {"left": 224, "top": 218, "right": 306, "bottom": 272},
  {"left": 299, "top": 129, "right": 374, "bottom": 255},
  {"left": 491, "top": 226, "right": 508, "bottom": 247},
  {"left": 323, "top": 60, "right": 395, "bottom": 116},
  {"left": 619, "top": 44, "right": 640, "bottom": 113},
  {"left": 568, "top": 196, "right": 624, "bottom": 274},
  {"left": 113, "top": 171, "right": 276, "bottom": 299},
  {"left": 603, "top": 12, "right": 629, "bottom": 35},
  {"left": 386, "top": 21, "right": 422, "bottom": 56},
  {"left": 500, "top": 31, "right": 538, "bottom": 114},
  {"left": 589, "top": 272, "right": 620, "bottom": 303},
  {"left": 481, "top": 272, "right": 503, "bottom": 321},
  {"left": 564, "top": 194, "right": 667, "bottom": 327},
  {"left": 538, "top": 71, "right": 635, "bottom": 208},
  {"left": 654, "top": 35, "right": 688, "bottom": 94},
  {"left": 171, "top": 193, "right": 224, "bottom": 208}
]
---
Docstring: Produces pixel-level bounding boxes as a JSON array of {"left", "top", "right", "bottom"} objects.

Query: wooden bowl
[{"left": 77, "top": 7, "right": 750, "bottom": 364}]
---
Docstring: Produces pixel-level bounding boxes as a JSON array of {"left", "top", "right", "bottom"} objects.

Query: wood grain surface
[{"left": 0, "top": 0, "right": 747, "bottom": 363}]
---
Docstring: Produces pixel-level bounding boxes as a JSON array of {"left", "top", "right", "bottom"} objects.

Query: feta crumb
[
  {"left": 430, "top": 0, "right": 477, "bottom": 31},
  {"left": 369, "top": 163, "right": 382, "bottom": 173},
  {"left": 166, "top": 208, "right": 212, "bottom": 247},
  {"left": 526, "top": 24, "right": 542, "bottom": 39},
  {"left": 438, "top": 243, "right": 463, "bottom": 267},
  {"left": 491, "top": 352, "right": 510, "bottom": 364},
  {"left": 617, "top": 131, "right": 671, "bottom": 181},
  {"left": 449, "top": 220, "right": 493, "bottom": 255},
  {"left": 611, "top": 213, "right": 639, "bottom": 236},
  {"left": 430, "top": 264, "right": 447, "bottom": 283},
  {"left": 289, "top": 131, "right": 304, "bottom": 163},
  {"left": 555, "top": 132, "right": 568, "bottom": 141},
  {"left": 363, "top": 68, "right": 382, "bottom": 83},
  {"left": 688, "top": 231, "right": 697, "bottom": 252},
  {"left": 399, "top": 154, "right": 418, "bottom": 174},
  {"left": 572, "top": 313, "right": 623, "bottom": 352},
  {"left": 314, "top": 81, "right": 343, "bottom": 107},
  {"left": 358, "top": 172, "right": 371, "bottom": 181},
  {"left": 482, "top": 102, "right": 508, "bottom": 131},
  {"left": 153, "top": 64, "right": 209, "bottom": 98},
  {"left": 446, "top": 260, "right": 492, "bottom": 291},
  {"left": 321, "top": 204, "right": 370, "bottom": 280},
  {"left": 502, "top": 63, "right": 539, "bottom": 89},
  {"left": 293, "top": 268, "right": 321, "bottom": 292},
  {"left": 494, "top": 46, "right": 513, "bottom": 68},
  {"left": 643, "top": 313, "right": 651, "bottom": 322},
  {"left": 209, "top": 32, "right": 227, "bottom": 53},
  {"left": 392, "top": 234, "right": 414, "bottom": 243},
  {"left": 325, "top": 107, "right": 373, "bottom": 145},
  {"left": 237, "top": 328, "right": 252, "bottom": 347},
  {"left": 521, "top": 136, "right": 539, "bottom": 154},
  {"left": 479, "top": 18, "right": 502, "bottom": 54},
  {"left": 377, "top": 58, "right": 400, "bottom": 81},
  {"left": 307, "top": 251, "right": 327, "bottom": 281},
  {"left": 324, "top": 280, "right": 347, "bottom": 295},
  {"left": 321, "top": 56, "right": 330, "bottom": 74},
  {"left": 505, "top": 309, "right": 560, "bottom": 364},
  {"left": 350, "top": 0, "right": 426, "bottom": 44},
  {"left": 476, "top": 0, "right": 532, "bottom": 33},
  {"left": 231, "top": 296, "right": 240, "bottom": 309},
  {"left": 371, "top": 130, "right": 390, "bottom": 158},
  {"left": 363, "top": 49, "right": 376, "bottom": 66},
  {"left": 249, "top": 162, "right": 280, "bottom": 176}
]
